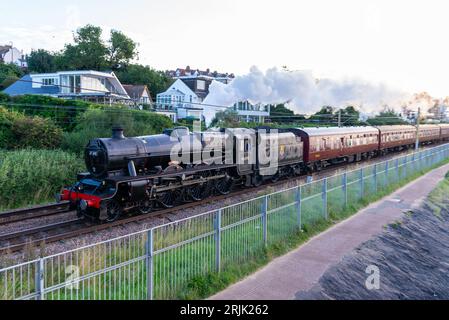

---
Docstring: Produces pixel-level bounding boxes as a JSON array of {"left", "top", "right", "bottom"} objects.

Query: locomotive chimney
[{"left": 112, "top": 127, "right": 125, "bottom": 139}]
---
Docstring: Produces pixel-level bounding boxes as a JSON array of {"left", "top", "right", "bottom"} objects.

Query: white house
[
  {"left": 0, "top": 45, "right": 27, "bottom": 68},
  {"left": 232, "top": 100, "right": 271, "bottom": 123},
  {"left": 202, "top": 100, "right": 272, "bottom": 127},
  {"left": 156, "top": 79, "right": 203, "bottom": 121}
]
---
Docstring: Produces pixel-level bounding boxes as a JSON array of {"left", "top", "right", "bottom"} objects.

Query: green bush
[
  {"left": 10, "top": 116, "right": 63, "bottom": 149},
  {"left": 0, "top": 63, "right": 24, "bottom": 90},
  {"left": 61, "top": 107, "right": 174, "bottom": 154},
  {"left": 0, "top": 106, "right": 21, "bottom": 147},
  {"left": 0, "top": 149, "right": 85, "bottom": 210},
  {"left": 0, "top": 106, "right": 62, "bottom": 149},
  {"left": 1, "top": 94, "right": 105, "bottom": 131}
]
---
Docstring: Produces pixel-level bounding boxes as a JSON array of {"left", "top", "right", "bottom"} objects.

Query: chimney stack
[{"left": 112, "top": 126, "right": 125, "bottom": 139}]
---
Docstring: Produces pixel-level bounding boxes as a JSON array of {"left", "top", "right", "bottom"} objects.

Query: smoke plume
[{"left": 203, "top": 66, "right": 409, "bottom": 118}]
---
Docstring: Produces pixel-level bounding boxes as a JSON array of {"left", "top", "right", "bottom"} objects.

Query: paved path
[{"left": 210, "top": 163, "right": 449, "bottom": 300}]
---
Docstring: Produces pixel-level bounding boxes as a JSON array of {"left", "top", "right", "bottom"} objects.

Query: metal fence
[{"left": 2, "top": 143, "right": 449, "bottom": 300}]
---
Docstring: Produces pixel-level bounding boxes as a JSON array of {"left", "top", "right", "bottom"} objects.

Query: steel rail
[{"left": 0, "top": 202, "right": 70, "bottom": 224}]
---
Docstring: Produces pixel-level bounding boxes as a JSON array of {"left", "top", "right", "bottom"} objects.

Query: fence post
[
  {"left": 295, "top": 185, "right": 302, "bottom": 229},
  {"left": 359, "top": 168, "right": 364, "bottom": 200},
  {"left": 419, "top": 151, "right": 423, "bottom": 171},
  {"left": 215, "top": 209, "right": 222, "bottom": 273},
  {"left": 35, "top": 258, "right": 45, "bottom": 300},
  {"left": 262, "top": 195, "right": 268, "bottom": 247},
  {"left": 395, "top": 158, "right": 399, "bottom": 183},
  {"left": 403, "top": 156, "right": 408, "bottom": 178},
  {"left": 385, "top": 161, "right": 389, "bottom": 186},
  {"left": 322, "top": 178, "right": 328, "bottom": 220},
  {"left": 343, "top": 172, "right": 348, "bottom": 207},
  {"left": 146, "top": 229, "right": 154, "bottom": 300},
  {"left": 373, "top": 164, "right": 377, "bottom": 194}
]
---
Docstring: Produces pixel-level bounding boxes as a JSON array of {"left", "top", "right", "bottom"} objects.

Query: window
[
  {"left": 197, "top": 80, "right": 206, "bottom": 91},
  {"left": 42, "top": 78, "right": 55, "bottom": 86}
]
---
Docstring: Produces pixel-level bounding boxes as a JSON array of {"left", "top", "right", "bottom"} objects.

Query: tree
[
  {"left": 366, "top": 108, "right": 407, "bottom": 126},
  {"left": 209, "top": 109, "right": 240, "bottom": 128},
  {"left": 56, "top": 25, "right": 139, "bottom": 71},
  {"left": 339, "top": 106, "right": 362, "bottom": 126},
  {"left": 108, "top": 30, "right": 138, "bottom": 70},
  {"left": 309, "top": 106, "right": 336, "bottom": 125},
  {"left": 0, "top": 63, "right": 24, "bottom": 90},
  {"left": 60, "top": 24, "right": 108, "bottom": 70},
  {"left": 268, "top": 104, "right": 304, "bottom": 124},
  {"left": 115, "top": 64, "right": 173, "bottom": 98},
  {"left": 27, "top": 49, "right": 56, "bottom": 73}
]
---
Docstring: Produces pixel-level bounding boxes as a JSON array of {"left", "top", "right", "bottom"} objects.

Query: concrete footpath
[{"left": 210, "top": 163, "right": 449, "bottom": 300}]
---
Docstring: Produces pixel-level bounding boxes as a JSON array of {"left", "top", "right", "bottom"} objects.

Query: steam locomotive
[{"left": 58, "top": 124, "right": 449, "bottom": 222}]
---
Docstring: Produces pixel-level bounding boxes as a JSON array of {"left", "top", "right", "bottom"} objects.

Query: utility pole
[
  {"left": 338, "top": 109, "right": 342, "bottom": 127},
  {"left": 415, "top": 107, "right": 421, "bottom": 151}
]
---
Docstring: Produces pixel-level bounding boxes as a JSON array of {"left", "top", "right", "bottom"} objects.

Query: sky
[{"left": 1, "top": 0, "right": 449, "bottom": 97}]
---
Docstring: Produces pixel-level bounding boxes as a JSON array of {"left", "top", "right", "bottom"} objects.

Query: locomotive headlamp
[{"left": 80, "top": 200, "right": 88, "bottom": 211}]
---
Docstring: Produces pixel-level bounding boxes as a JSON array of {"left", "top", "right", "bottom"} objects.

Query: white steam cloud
[{"left": 203, "top": 66, "right": 410, "bottom": 124}]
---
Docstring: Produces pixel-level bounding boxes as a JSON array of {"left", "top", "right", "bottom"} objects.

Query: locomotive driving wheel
[
  {"left": 157, "top": 164, "right": 184, "bottom": 208},
  {"left": 189, "top": 164, "right": 212, "bottom": 201},
  {"left": 189, "top": 181, "right": 210, "bottom": 201},
  {"left": 104, "top": 200, "right": 122, "bottom": 222},
  {"left": 215, "top": 174, "right": 233, "bottom": 195},
  {"left": 138, "top": 200, "right": 153, "bottom": 214},
  {"left": 157, "top": 189, "right": 182, "bottom": 208}
]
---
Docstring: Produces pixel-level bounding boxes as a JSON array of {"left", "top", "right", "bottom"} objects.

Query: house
[
  {"left": 156, "top": 79, "right": 203, "bottom": 122},
  {"left": 0, "top": 45, "right": 27, "bottom": 68},
  {"left": 122, "top": 85, "right": 152, "bottom": 107},
  {"left": 166, "top": 66, "right": 234, "bottom": 84},
  {"left": 232, "top": 100, "right": 272, "bottom": 123},
  {"left": 166, "top": 66, "right": 235, "bottom": 101},
  {"left": 3, "top": 70, "right": 130, "bottom": 104},
  {"left": 202, "top": 100, "right": 272, "bottom": 126}
]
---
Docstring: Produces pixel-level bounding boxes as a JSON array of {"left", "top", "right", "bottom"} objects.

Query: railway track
[
  {"left": 0, "top": 143, "right": 440, "bottom": 254},
  {"left": 0, "top": 202, "right": 70, "bottom": 225},
  {"left": 0, "top": 186, "right": 266, "bottom": 253}
]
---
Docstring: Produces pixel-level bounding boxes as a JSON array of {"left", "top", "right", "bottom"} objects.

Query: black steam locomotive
[{"left": 58, "top": 124, "right": 449, "bottom": 222}]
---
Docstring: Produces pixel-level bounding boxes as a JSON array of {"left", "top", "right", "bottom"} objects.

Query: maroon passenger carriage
[
  {"left": 418, "top": 124, "right": 442, "bottom": 144},
  {"left": 376, "top": 125, "right": 417, "bottom": 154},
  {"left": 440, "top": 124, "right": 449, "bottom": 141},
  {"left": 293, "top": 127, "right": 380, "bottom": 171}
]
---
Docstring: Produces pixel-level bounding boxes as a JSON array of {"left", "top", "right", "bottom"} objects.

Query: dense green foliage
[
  {"left": 175, "top": 118, "right": 207, "bottom": 131},
  {"left": 0, "top": 94, "right": 101, "bottom": 131},
  {"left": 27, "top": 25, "right": 138, "bottom": 73},
  {"left": 308, "top": 105, "right": 363, "bottom": 126},
  {"left": 26, "top": 49, "right": 57, "bottom": 73},
  {"left": 0, "top": 149, "right": 85, "bottom": 210},
  {"left": 61, "top": 107, "right": 174, "bottom": 154},
  {"left": 0, "top": 62, "right": 24, "bottom": 90},
  {"left": 115, "top": 64, "right": 173, "bottom": 99},
  {"left": 10, "top": 116, "right": 63, "bottom": 149},
  {"left": 210, "top": 105, "right": 366, "bottom": 129},
  {"left": 268, "top": 104, "right": 303, "bottom": 123},
  {"left": 209, "top": 109, "right": 240, "bottom": 128},
  {"left": 366, "top": 108, "right": 408, "bottom": 125},
  {"left": 0, "top": 106, "right": 62, "bottom": 149}
]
